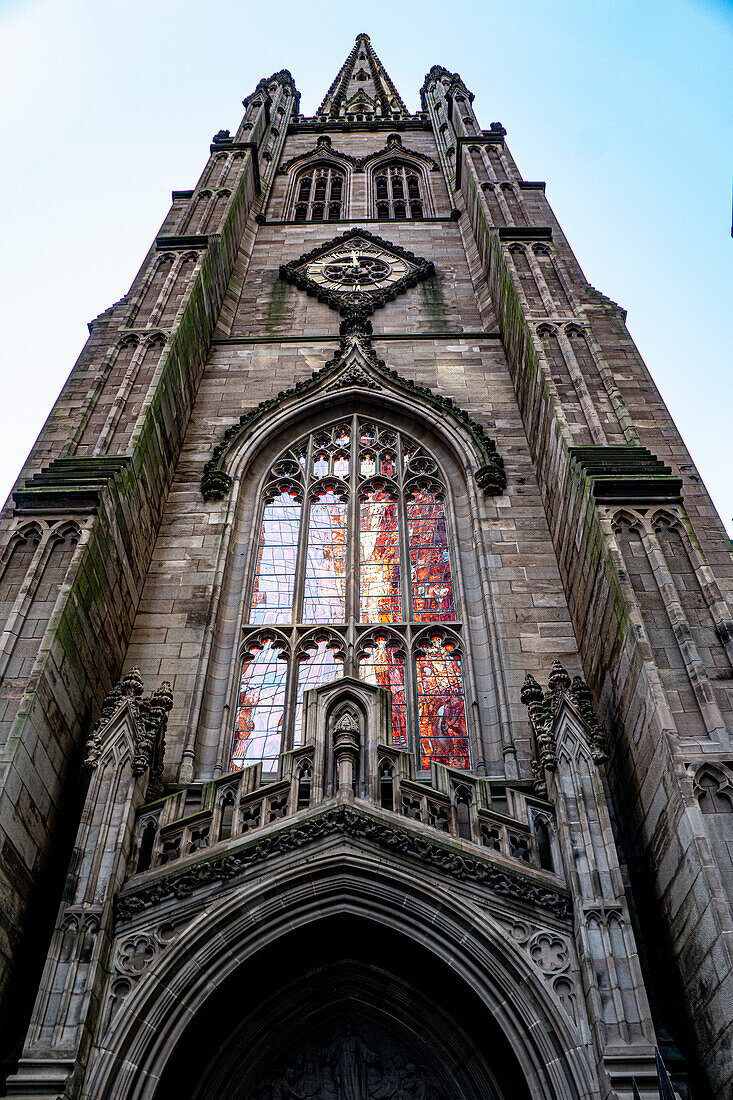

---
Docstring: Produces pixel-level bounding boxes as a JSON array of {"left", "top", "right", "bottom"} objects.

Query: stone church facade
[{"left": 0, "top": 33, "right": 731, "bottom": 1099}]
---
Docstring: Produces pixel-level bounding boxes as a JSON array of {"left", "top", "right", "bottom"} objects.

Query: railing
[{"left": 130, "top": 742, "right": 559, "bottom": 880}]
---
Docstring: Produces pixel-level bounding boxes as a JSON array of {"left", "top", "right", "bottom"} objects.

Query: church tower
[{"left": 1, "top": 33, "right": 731, "bottom": 1099}]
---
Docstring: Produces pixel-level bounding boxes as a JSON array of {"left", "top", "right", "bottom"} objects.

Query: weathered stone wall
[
  {"left": 432, "top": 72, "right": 733, "bottom": 1090},
  {"left": 1, "top": 50, "right": 731, "bottom": 1099}
]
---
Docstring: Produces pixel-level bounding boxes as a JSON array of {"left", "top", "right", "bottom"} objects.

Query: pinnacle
[{"left": 316, "top": 33, "right": 408, "bottom": 120}]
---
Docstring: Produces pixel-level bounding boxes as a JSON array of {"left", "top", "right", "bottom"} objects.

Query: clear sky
[{"left": 0, "top": 0, "right": 731, "bottom": 534}]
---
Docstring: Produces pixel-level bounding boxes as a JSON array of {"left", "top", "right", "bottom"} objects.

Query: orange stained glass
[
  {"left": 231, "top": 639, "right": 288, "bottom": 770},
  {"left": 302, "top": 489, "right": 347, "bottom": 622},
  {"left": 293, "top": 638, "right": 343, "bottom": 745},
  {"left": 359, "top": 490, "right": 401, "bottom": 623},
  {"left": 416, "top": 637, "right": 469, "bottom": 769},
  {"left": 359, "top": 636, "right": 407, "bottom": 746},
  {"left": 407, "top": 489, "right": 456, "bottom": 622},
  {"left": 249, "top": 489, "right": 302, "bottom": 624}
]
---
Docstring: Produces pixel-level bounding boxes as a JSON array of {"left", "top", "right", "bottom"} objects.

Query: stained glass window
[
  {"left": 236, "top": 418, "right": 470, "bottom": 772},
  {"left": 380, "top": 451, "right": 396, "bottom": 477},
  {"left": 360, "top": 490, "right": 401, "bottom": 623},
  {"left": 250, "top": 489, "right": 302, "bottom": 624},
  {"left": 303, "top": 489, "right": 347, "bottom": 623},
  {"left": 407, "top": 489, "right": 456, "bottom": 622},
  {"left": 416, "top": 636, "right": 469, "bottom": 769},
  {"left": 334, "top": 453, "right": 349, "bottom": 478},
  {"left": 232, "top": 639, "right": 288, "bottom": 769},
  {"left": 294, "top": 638, "right": 344, "bottom": 745},
  {"left": 360, "top": 452, "right": 376, "bottom": 478},
  {"left": 359, "top": 636, "right": 407, "bottom": 746}
]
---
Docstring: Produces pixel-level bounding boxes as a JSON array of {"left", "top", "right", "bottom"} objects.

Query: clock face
[{"left": 305, "top": 247, "right": 410, "bottom": 294}]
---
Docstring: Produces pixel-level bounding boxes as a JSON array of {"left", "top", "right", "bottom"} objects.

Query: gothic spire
[{"left": 316, "top": 33, "right": 408, "bottom": 120}]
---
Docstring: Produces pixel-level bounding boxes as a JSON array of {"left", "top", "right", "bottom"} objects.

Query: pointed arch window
[
  {"left": 373, "top": 163, "right": 425, "bottom": 219},
  {"left": 292, "top": 165, "right": 346, "bottom": 222},
  {"left": 231, "top": 417, "right": 470, "bottom": 772}
]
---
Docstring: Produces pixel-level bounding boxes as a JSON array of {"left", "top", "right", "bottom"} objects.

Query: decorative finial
[{"left": 121, "top": 667, "right": 144, "bottom": 698}]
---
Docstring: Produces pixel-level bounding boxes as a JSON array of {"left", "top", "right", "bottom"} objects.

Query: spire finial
[{"left": 316, "top": 34, "right": 407, "bottom": 120}]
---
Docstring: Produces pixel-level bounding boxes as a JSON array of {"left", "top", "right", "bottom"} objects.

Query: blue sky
[{"left": 0, "top": 0, "right": 731, "bottom": 534}]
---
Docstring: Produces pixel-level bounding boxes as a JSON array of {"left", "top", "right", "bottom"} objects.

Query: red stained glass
[
  {"left": 231, "top": 639, "right": 287, "bottom": 770},
  {"left": 407, "top": 489, "right": 456, "bottom": 622},
  {"left": 334, "top": 426, "right": 350, "bottom": 447},
  {"left": 294, "top": 638, "right": 343, "bottom": 744},
  {"left": 380, "top": 451, "right": 396, "bottom": 477},
  {"left": 359, "top": 636, "right": 407, "bottom": 746},
  {"left": 360, "top": 490, "right": 401, "bottom": 623},
  {"left": 360, "top": 425, "right": 376, "bottom": 446},
  {"left": 302, "top": 490, "right": 347, "bottom": 622},
  {"left": 313, "top": 452, "right": 329, "bottom": 478},
  {"left": 416, "top": 637, "right": 469, "bottom": 769},
  {"left": 250, "top": 489, "right": 302, "bottom": 624}
]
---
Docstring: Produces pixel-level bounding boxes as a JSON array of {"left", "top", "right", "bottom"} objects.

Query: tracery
[
  {"left": 293, "top": 165, "right": 345, "bottom": 221},
  {"left": 231, "top": 417, "right": 470, "bottom": 772},
  {"left": 374, "top": 163, "right": 424, "bottom": 219}
]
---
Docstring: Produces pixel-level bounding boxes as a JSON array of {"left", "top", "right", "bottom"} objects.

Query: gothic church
[{"left": 0, "top": 33, "right": 731, "bottom": 1100}]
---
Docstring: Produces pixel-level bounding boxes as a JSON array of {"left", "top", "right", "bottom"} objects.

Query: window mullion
[
  {"left": 282, "top": 629, "right": 300, "bottom": 754},
  {"left": 346, "top": 413, "right": 359, "bottom": 639},
  {"left": 404, "top": 624, "right": 419, "bottom": 761},
  {"left": 291, "top": 435, "right": 313, "bottom": 624}
]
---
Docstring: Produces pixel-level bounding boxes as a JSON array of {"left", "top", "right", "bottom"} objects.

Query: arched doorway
[{"left": 157, "top": 916, "right": 530, "bottom": 1099}]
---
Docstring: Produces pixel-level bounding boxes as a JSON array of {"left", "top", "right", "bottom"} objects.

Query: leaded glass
[
  {"left": 407, "top": 489, "right": 455, "bottom": 622},
  {"left": 333, "top": 453, "right": 349, "bottom": 478},
  {"left": 360, "top": 490, "right": 401, "bottom": 623},
  {"left": 360, "top": 452, "right": 376, "bottom": 478},
  {"left": 240, "top": 419, "right": 470, "bottom": 772},
  {"left": 231, "top": 639, "right": 287, "bottom": 769},
  {"left": 250, "top": 489, "right": 302, "bottom": 624},
  {"left": 416, "top": 637, "right": 469, "bottom": 769},
  {"left": 380, "top": 451, "right": 396, "bottom": 477},
  {"left": 303, "top": 489, "right": 347, "bottom": 622},
  {"left": 359, "top": 636, "right": 407, "bottom": 746},
  {"left": 294, "top": 638, "right": 343, "bottom": 744}
]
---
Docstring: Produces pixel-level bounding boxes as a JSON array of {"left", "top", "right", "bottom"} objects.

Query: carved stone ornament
[
  {"left": 278, "top": 228, "right": 435, "bottom": 317},
  {"left": 201, "top": 316, "right": 506, "bottom": 502},
  {"left": 115, "top": 804, "right": 571, "bottom": 924},
  {"left": 84, "top": 668, "right": 173, "bottom": 798},
  {"left": 254, "top": 1030, "right": 450, "bottom": 1100},
  {"left": 278, "top": 136, "right": 439, "bottom": 178},
  {"left": 327, "top": 363, "right": 381, "bottom": 392},
  {"left": 521, "top": 661, "right": 607, "bottom": 793}
]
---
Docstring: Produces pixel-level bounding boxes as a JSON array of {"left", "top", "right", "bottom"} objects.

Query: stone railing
[{"left": 129, "top": 738, "right": 558, "bottom": 880}]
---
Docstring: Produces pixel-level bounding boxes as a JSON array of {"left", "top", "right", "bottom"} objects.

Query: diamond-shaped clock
[{"left": 279, "top": 228, "right": 435, "bottom": 315}]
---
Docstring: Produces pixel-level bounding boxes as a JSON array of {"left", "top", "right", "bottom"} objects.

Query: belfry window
[
  {"left": 231, "top": 418, "right": 470, "bottom": 774},
  {"left": 374, "top": 164, "right": 424, "bottom": 219},
  {"left": 293, "top": 166, "right": 345, "bottom": 222}
]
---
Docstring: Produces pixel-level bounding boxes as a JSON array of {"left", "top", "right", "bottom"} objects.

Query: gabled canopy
[{"left": 317, "top": 33, "right": 408, "bottom": 119}]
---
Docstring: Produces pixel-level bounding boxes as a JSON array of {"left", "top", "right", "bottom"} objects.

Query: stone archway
[
  {"left": 82, "top": 847, "right": 596, "bottom": 1099},
  {"left": 158, "top": 916, "right": 523, "bottom": 1100}
]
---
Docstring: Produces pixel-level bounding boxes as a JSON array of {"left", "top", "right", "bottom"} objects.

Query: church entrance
[{"left": 156, "top": 917, "right": 528, "bottom": 1100}]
